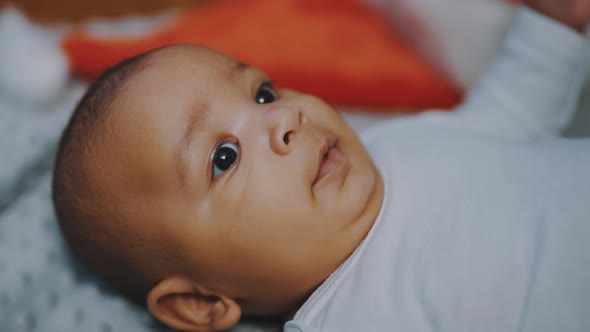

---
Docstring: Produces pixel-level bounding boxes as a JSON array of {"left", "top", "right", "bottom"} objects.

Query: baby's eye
[
  {"left": 212, "top": 142, "right": 239, "bottom": 179},
  {"left": 255, "top": 82, "right": 276, "bottom": 104}
]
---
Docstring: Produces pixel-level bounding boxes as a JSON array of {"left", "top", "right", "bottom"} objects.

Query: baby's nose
[{"left": 265, "top": 106, "right": 306, "bottom": 155}]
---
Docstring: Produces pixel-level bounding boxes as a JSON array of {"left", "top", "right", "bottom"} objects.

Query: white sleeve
[
  {"left": 284, "top": 321, "right": 324, "bottom": 332},
  {"left": 418, "top": 7, "right": 590, "bottom": 141}
]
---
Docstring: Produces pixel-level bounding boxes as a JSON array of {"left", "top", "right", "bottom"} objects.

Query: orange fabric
[{"left": 63, "top": 0, "right": 462, "bottom": 111}]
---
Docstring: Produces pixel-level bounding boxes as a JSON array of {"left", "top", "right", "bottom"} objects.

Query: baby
[{"left": 52, "top": 1, "right": 590, "bottom": 331}]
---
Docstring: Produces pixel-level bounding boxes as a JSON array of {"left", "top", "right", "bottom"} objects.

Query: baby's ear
[{"left": 147, "top": 275, "right": 241, "bottom": 331}]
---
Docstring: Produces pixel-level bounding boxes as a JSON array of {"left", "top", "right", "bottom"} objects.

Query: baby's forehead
[
  {"left": 116, "top": 45, "right": 243, "bottom": 128},
  {"left": 119, "top": 45, "right": 239, "bottom": 106},
  {"left": 122, "top": 45, "right": 255, "bottom": 110}
]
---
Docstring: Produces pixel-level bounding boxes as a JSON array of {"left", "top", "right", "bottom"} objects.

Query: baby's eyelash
[{"left": 260, "top": 81, "right": 274, "bottom": 89}]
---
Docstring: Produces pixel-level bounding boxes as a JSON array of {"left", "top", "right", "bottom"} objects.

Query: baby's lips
[{"left": 312, "top": 135, "right": 336, "bottom": 187}]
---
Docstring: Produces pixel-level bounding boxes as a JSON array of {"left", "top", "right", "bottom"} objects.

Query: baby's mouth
[{"left": 313, "top": 137, "right": 343, "bottom": 186}]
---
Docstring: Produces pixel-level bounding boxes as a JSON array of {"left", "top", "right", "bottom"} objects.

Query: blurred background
[
  {"left": 0, "top": 0, "right": 588, "bottom": 331},
  {"left": 0, "top": 0, "right": 201, "bottom": 22}
]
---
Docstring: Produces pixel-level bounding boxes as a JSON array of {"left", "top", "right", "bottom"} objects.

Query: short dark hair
[{"left": 52, "top": 50, "right": 160, "bottom": 305}]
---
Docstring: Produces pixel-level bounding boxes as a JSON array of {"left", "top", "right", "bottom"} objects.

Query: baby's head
[{"left": 52, "top": 45, "right": 383, "bottom": 331}]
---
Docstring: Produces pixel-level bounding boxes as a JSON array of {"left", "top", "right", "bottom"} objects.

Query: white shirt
[{"left": 285, "top": 8, "right": 590, "bottom": 332}]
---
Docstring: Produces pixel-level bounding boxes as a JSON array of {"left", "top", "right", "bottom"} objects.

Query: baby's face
[{"left": 112, "top": 46, "right": 383, "bottom": 311}]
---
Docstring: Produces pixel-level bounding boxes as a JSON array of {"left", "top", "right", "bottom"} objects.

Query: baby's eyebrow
[
  {"left": 176, "top": 103, "right": 208, "bottom": 188},
  {"left": 229, "top": 61, "right": 250, "bottom": 77}
]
